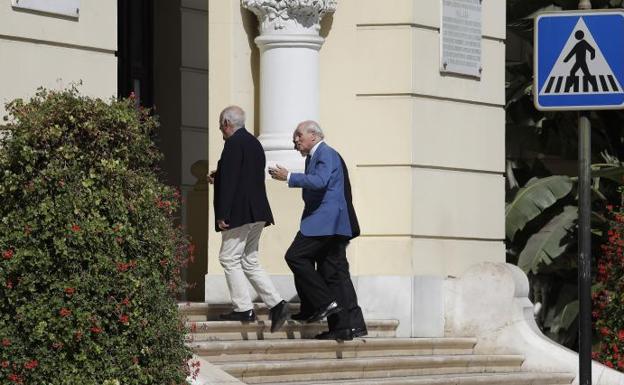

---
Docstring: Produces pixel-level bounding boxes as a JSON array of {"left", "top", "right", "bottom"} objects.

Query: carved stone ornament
[{"left": 242, "top": 0, "right": 337, "bottom": 32}]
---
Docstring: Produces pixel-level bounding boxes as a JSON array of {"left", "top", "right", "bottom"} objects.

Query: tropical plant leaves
[
  {"left": 506, "top": 176, "right": 574, "bottom": 241},
  {"left": 592, "top": 165, "right": 624, "bottom": 185},
  {"left": 518, "top": 206, "right": 577, "bottom": 274}
]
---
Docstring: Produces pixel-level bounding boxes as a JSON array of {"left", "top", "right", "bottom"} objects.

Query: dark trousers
[{"left": 285, "top": 232, "right": 364, "bottom": 331}]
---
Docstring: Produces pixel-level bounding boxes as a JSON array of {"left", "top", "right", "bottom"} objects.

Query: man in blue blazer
[{"left": 269, "top": 120, "right": 365, "bottom": 341}]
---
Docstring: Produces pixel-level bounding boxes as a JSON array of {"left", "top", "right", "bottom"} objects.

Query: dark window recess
[{"left": 117, "top": 0, "right": 153, "bottom": 107}]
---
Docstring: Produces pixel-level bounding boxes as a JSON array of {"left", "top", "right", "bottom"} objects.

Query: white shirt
[{"left": 287, "top": 140, "right": 324, "bottom": 182}]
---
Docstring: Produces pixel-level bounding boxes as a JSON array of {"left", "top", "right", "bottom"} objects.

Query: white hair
[
  {"left": 220, "top": 106, "right": 246, "bottom": 130},
  {"left": 299, "top": 120, "right": 324, "bottom": 139}
]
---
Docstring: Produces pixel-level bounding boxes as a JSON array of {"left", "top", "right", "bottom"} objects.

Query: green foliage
[
  {"left": 518, "top": 205, "right": 578, "bottom": 274},
  {"left": 593, "top": 203, "right": 624, "bottom": 370},
  {"left": 506, "top": 176, "right": 574, "bottom": 241},
  {"left": 0, "top": 88, "right": 194, "bottom": 384}
]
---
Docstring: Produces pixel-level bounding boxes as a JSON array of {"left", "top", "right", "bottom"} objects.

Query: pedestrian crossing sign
[{"left": 534, "top": 10, "right": 624, "bottom": 111}]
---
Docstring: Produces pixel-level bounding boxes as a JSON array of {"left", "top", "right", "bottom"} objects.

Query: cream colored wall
[
  {"left": 346, "top": 0, "right": 506, "bottom": 277},
  {"left": 0, "top": 0, "right": 117, "bottom": 118},
  {"left": 207, "top": 0, "right": 506, "bottom": 278}
]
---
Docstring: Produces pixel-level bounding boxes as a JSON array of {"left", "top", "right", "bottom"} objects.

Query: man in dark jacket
[{"left": 209, "top": 106, "right": 288, "bottom": 332}]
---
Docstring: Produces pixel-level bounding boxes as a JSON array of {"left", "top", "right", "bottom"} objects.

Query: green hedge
[{"left": 0, "top": 88, "right": 193, "bottom": 384}]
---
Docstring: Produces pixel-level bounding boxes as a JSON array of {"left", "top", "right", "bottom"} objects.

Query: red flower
[
  {"left": 90, "top": 326, "right": 102, "bottom": 334},
  {"left": 119, "top": 314, "right": 129, "bottom": 324},
  {"left": 70, "top": 224, "right": 80, "bottom": 232},
  {"left": 121, "top": 297, "right": 130, "bottom": 306},
  {"left": 601, "top": 327, "right": 611, "bottom": 336},
  {"left": 606, "top": 361, "right": 615, "bottom": 368},
  {"left": 2, "top": 338, "right": 10, "bottom": 347},
  {"left": 24, "top": 360, "right": 38, "bottom": 370},
  {"left": 7, "top": 373, "right": 22, "bottom": 384},
  {"left": 3, "top": 249, "right": 13, "bottom": 260},
  {"left": 59, "top": 308, "right": 71, "bottom": 317},
  {"left": 74, "top": 331, "right": 83, "bottom": 341},
  {"left": 64, "top": 287, "right": 75, "bottom": 296},
  {"left": 1, "top": 361, "right": 8, "bottom": 368},
  {"left": 618, "top": 330, "right": 624, "bottom": 341}
]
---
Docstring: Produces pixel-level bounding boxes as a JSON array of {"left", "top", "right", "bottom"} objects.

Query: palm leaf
[
  {"left": 506, "top": 176, "right": 574, "bottom": 241},
  {"left": 592, "top": 165, "right": 624, "bottom": 184},
  {"left": 517, "top": 206, "right": 577, "bottom": 274}
]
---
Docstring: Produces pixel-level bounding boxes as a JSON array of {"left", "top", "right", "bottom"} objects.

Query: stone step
[
  {"left": 191, "top": 337, "right": 477, "bottom": 362},
  {"left": 217, "top": 354, "right": 525, "bottom": 384},
  {"left": 273, "top": 371, "right": 575, "bottom": 385},
  {"left": 185, "top": 319, "right": 399, "bottom": 341},
  {"left": 179, "top": 302, "right": 301, "bottom": 322}
]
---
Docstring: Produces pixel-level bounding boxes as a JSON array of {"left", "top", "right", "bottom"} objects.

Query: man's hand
[
  {"left": 269, "top": 165, "right": 288, "bottom": 181},
  {"left": 217, "top": 219, "right": 230, "bottom": 230},
  {"left": 207, "top": 170, "right": 216, "bottom": 184}
]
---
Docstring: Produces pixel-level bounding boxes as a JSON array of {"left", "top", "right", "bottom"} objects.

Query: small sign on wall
[
  {"left": 11, "top": 0, "right": 80, "bottom": 18},
  {"left": 440, "top": 0, "right": 482, "bottom": 78}
]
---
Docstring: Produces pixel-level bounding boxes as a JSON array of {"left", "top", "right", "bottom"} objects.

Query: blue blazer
[{"left": 288, "top": 142, "right": 353, "bottom": 237}]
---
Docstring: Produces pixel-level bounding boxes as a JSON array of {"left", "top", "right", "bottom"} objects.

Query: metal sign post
[{"left": 578, "top": 110, "right": 592, "bottom": 385}]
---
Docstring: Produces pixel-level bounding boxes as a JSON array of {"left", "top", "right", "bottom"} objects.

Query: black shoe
[
  {"left": 290, "top": 312, "right": 313, "bottom": 321},
  {"left": 269, "top": 300, "right": 289, "bottom": 333},
  {"left": 352, "top": 327, "right": 368, "bottom": 338},
  {"left": 219, "top": 309, "right": 256, "bottom": 322},
  {"left": 306, "top": 301, "right": 342, "bottom": 323},
  {"left": 315, "top": 329, "right": 353, "bottom": 341}
]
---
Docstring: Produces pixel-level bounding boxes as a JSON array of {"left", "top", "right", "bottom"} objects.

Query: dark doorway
[{"left": 117, "top": 0, "right": 154, "bottom": 107}]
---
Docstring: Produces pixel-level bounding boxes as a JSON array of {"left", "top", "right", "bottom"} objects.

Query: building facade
[{"left": 0, "top": 0, "right": 505, "bottom": 338}]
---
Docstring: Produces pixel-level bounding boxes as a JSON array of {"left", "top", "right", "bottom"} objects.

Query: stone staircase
[{"left": 180, "top": 303, "right": 574, "bottom": 385}]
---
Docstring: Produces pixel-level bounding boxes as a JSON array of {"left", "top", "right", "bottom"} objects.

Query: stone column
[{"left": 242, "top": 0, "right": 337, "bottom": 171}]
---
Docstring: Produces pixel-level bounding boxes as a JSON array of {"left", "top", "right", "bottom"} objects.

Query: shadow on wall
[{"left": 320, "top": 13, "right": 334, "bottom": 39}]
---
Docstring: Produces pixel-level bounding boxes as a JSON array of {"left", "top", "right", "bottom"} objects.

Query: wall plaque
[
  {"left": 11, "top": 0, "right": 80, "bottom": 18},
  {"left": 440, "top": 0, "right": 482, "bottom": 78}
]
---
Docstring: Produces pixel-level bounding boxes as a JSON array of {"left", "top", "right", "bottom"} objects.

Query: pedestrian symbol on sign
[
  {"left": 535, "top": 11, "right": 624, "bottom": 110},
  {"left": 539, "top": 18, "right": 621, "bottom": 96}
]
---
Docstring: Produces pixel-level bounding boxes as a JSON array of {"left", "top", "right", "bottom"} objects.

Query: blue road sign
[{"left": 534, "top": 10, "right": 624, "bottom": 111}]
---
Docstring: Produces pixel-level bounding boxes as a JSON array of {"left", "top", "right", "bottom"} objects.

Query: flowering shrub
[
  {"left": 593, "top": 203, "right": 624, "bottom": 370},
  {"left": 0, "top": 88, "right": 193, "bottom": 384}
]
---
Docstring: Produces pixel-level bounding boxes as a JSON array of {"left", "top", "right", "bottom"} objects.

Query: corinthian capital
[{"left": 242, "top": 0, "right": 337, "bottom": 33}]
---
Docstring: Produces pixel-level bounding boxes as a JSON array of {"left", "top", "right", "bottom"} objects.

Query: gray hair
[
  {"left": 298, "top": 120, "right": 324, "bottom": 139},
  {"left": 220, "top": 106, "right": 246, "bottom": 130}
]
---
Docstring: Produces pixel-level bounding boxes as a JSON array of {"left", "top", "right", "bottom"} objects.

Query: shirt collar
[{"left": 309, "top": 140, "right": 324, "bottom": 157}]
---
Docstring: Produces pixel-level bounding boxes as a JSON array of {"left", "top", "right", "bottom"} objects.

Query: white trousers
[{"left": 219, "top": 221, "right": 282, "bottom": 312}]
